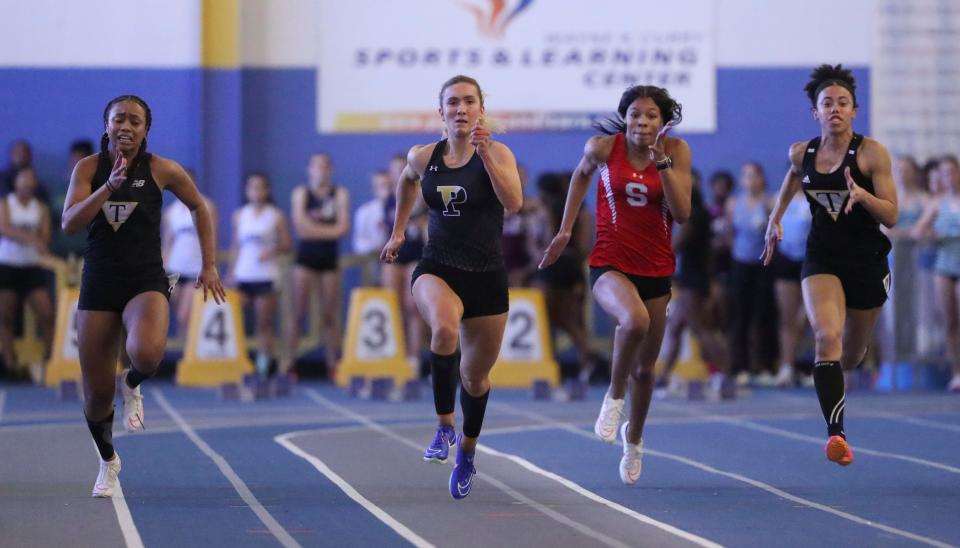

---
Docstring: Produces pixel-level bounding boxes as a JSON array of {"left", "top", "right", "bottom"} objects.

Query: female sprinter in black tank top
[
  {"left": 61, "top": 95, "right": 225, "bottom": 497},
  {"left": 381, "top": 75, "right": 523, "bottom": 500},
  {"left": 762, "top": 65, "right": 897, "bottom": 466}
]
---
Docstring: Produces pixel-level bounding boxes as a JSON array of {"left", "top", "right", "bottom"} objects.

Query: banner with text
[{"left": 318, "top": 0, "right": 716, "bottom": 133}]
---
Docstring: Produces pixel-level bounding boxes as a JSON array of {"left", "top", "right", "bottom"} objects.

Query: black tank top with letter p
[{"left": 420, "top": 140, "right": 505, "bottom": 272}]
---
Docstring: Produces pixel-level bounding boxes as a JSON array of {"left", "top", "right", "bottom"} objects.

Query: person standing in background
[
  {"left": 0, "top": 167, "right": 54, "bottom": 381},
  {"left": 286, "top": 153, "right": 350, "bottom": 378},
  {"left": 227, "top": 173, "right": 291, "bottom": 377},
  {"left": 162, "top": 176, "right": 217, "bottom": 338}
]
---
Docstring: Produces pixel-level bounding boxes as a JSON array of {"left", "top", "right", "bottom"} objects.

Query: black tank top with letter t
[
  {"left": 84, "top": 151, "right": 165, "bottom": 279},
  {"left": 421, "top": 140, "right": 504, "bottom": 272},
  {"left": 801, "top": 133, "right": 891, "bottom": 262}
]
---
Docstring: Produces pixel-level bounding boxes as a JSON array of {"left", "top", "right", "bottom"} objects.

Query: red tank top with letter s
[{"left": 588, "top": 132, "right": 675, "bottom": 277}]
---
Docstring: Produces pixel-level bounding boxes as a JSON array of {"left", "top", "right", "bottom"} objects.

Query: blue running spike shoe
[
  {"left": 449, "top": 433, "right": 476, "bottom": 500},
  {"left": 423, "top": 424, "right": 456, "bottom": 463}
]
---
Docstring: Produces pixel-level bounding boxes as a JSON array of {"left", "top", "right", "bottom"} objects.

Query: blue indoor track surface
[{"left": 1, "top": 381, "right": 958, "bottom": 547}]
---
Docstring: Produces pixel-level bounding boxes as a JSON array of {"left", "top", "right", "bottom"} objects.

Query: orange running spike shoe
[{"left": 825, "top": 435, "right": 854, "bottom": 466}]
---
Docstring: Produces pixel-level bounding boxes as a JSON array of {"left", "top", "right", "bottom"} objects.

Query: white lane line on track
[
  {"left": 111, "top": 480, "right": 145, "bottom": 548},
  {"left": 0, "top": 389, "right": 6, "bottom": 423},
  {"left": 657, "top": 402, "right": 960, "bottom": 475},
  {"left": 303, "top": 388, "right": 710, "bottom": 548},
  {"left": 495, "top": 402, "right": 954, "bottom": 548},
  {"left": 153, "top": 390, "right": 301, "bottom": 548},
  {"left": 89, "top": 439, "right": 145, "bottom": 548},
  {"left": 869, "top": 412, "right": 960, "bottom": 434},
  {"left": 275, "top": 433, "right": 435, "bottom": 548}
]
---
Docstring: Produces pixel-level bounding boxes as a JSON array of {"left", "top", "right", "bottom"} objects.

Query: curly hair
[
  {"left": 804, "top": 64, "right": 857, "bottom": 107},
  {"left": 593, "top": 85, "right": 683, "bottom": 135}
]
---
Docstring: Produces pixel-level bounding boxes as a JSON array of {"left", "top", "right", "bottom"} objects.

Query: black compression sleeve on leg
[
  {"left": 460, "top": 386, "right": 489, "bottom": 439},
  {"left": 125, "top": 367, "right": 152, "bottom": 389},
  {"left": 86, "top": 410, "right": 116, "bottom": 461},
  {"left": 431, "top": 350, "right": 460, "bottom": 415},
  {"left": 813, "top": 360, "right": 845, "bottom": 438}
]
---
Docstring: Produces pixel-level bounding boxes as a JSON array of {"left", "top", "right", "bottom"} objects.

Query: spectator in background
[
  {"left": 1, "top": 140, "right": 49, "bottom": 204},
  {"left": 530, "top": 172, "right": 595, "bottom": 382},
  {"left": 658, "top": 177, "right": 732, "bottom": 397},
  {"left": 353, "top": 170, "right": 391, "bottom": 257},
  {"left": 727, "top": 161, "right": 777, "bottom": 387},
  {"left": 381, "top": 153, "right": 429, "bottom": 374},
  {"left": 706, "top": 170, "right": 734, "bottom": 329},
  {"left": 162, "top": 179, "right": 217, "bottom": 338},
  {"left": 913, "top": 155, "right": 960, "bottom": 391},
  {"left": 51, "top": 139, "right": 95, "bottom": 258},
  {"left": 771, "top": 187, "right": 812, "bottom": 387},
  {"left": 286, "top": 153, "right": 350, "bottom": 378},
  {"left": 0, "top": 167, "right": 54, "bottom": 380},
  {"left": 226, "top": 173, "right": 291, "bottom": 377},
  {"left": 501, "top": 165, "right": 533, "bottom": 286}
]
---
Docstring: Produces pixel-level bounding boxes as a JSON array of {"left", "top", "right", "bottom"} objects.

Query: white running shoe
[
  {"left": 120, "top": 370, "right": 145, "bottom": 433},
  {"left": 619, "top": 422, "right": 643, "bottom": 485},
  {"left": 92, "top": 454, "right": 121, "bottom": 498},
  {"left": 948, "top": 373, "right": 960, "bottom": 393},
  {"left": 594, "top": 392, "right": 625, "bottom": 443},
  {"left": 774, "top": 364, "right": 794, "bottom": 388}
]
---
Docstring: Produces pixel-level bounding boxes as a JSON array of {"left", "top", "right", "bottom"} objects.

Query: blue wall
[{"left": 0, "top": 66, "right": 869, "bottom": 247}]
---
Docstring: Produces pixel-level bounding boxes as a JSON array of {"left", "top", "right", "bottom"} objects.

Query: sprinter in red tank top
[{"left": 540, "top": 85, "right": 692, "bottom": 485}]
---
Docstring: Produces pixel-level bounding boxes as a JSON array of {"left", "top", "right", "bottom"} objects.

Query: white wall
[
  {"left": 0, "top": 0, "right": 874, "bottom": 68},
  {"left": 240, "top": 0, "right": 318, "bottom": 67},
  {"left": 716, "top": 0, "right": 873, "bottom": 66},
  {"left": 0, "top": 0, "right": 201, "bottom": 67}
]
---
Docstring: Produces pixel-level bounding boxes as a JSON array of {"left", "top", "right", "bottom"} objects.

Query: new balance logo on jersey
[
  {"left": 101, "top": 201, "right": 138, "bottom": 232},
  {"left": 131, "top": 179, "right": 146, "bottom": 188},
  {"left": 805, "top": 189, "right": 848, "bottom": 221},
  {"left": 436, "top": 185, "right": 467, "bottom": 217}
]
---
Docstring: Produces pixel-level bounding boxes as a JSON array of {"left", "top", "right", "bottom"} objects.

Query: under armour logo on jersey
[
  {"left": 802, "top": 175, "right": 811, "bottom": 185},
  {"left": 805, "top": 189, "right": 848, "bottom": 221},
  {"left": 428, "top": 165, "right": 439, "bottom": 172},
  {"left": 848, "top": 150, "right": 855, "bottom": 155},
  {"left": 131, "top": 179, "right": 146, "bottom": 188},
  {"left": 101, "top": 201, "right": 138, "bottom": 232},
  {"left": 436, "top": 185, "right": 467, "bottom": 216}
]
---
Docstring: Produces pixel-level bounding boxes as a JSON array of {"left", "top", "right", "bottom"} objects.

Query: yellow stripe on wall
[{"left": 202, "top": 0, "right": 239, "bottom": 68}]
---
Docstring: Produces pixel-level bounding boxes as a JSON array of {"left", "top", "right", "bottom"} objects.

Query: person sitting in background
[
  {"left": 227, "top": 173, "right": 291, "bottom": 377},
  {"left": 0, "top": 167, "right": 54, "bottom": 380},
  {"left": 913, "top": 155, "right": 960, "bottom": 392},
  {"left": 162, "top": 179, "right": 217, "bottom": 338}
]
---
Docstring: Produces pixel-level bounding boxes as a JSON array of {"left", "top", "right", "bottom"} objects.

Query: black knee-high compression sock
[
  {"left": 813, "top": 360, "right": 845, "bottom": 437},
  {"left": 125, "top": 367, "right": 152, "bottom": 389},
  {"left": 86, "top": 410, "right": 116, "bottom": 461},
  {"left": 431, "top": 351, "right": 460, "bottom": 415},
  {"left": 460, "top": 386, "right": 489, "bottom": 439}
]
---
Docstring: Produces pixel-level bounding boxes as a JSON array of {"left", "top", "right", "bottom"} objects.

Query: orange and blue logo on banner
[{"left": 460, "top": 0, "right": 534, "bottom": 38}]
